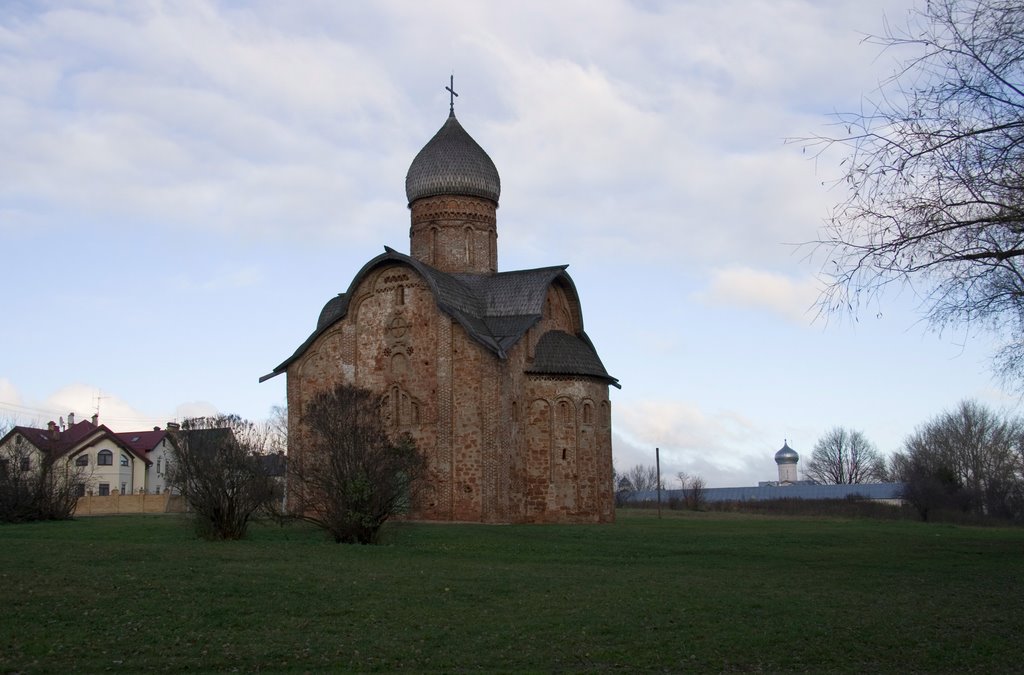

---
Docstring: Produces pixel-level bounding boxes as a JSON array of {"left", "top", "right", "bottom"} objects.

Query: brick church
[{"left": 262, "top": 96, "right": 618, "bottom": 523}]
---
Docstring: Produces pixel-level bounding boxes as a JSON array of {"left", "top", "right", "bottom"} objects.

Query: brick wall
[
  {"left": 409, "top": 195, "right": 497, "bottom": 274},
  {"left": 287, "top": 260, "right": 614, "bottom": 524}
]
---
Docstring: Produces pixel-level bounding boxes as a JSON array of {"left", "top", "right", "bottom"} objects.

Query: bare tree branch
[{"left": 798, "top": 0, "right": 1024, "bottom": 387}]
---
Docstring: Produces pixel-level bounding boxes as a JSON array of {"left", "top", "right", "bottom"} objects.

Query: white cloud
[
  {"left": 173, "top": 264, "right": 264, "bottom": 292},
  {"left": 692, "top": 266, "right": 821, "bottom": 323},
  {"left": 0, "top": 380, "right": 222, "bottom": 432},
  {"left": 0, "top": 0, "right": 916, "bottom": 264},
  {"left": 612, "top": 397, "right": 776, "bottom": 487},
  {"left": 173, "top": 401, "right": 220, "bottom": 421}
]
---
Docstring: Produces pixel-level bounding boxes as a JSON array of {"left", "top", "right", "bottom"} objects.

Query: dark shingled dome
[{"left": 405, "top": 112, "right": 500, "bottom": 205}]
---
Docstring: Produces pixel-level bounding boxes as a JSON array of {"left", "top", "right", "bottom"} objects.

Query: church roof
[
  {"left": 405, "top": 112, "right": 501, "bottom": 205},
  {"left": 260, "top": 248, "right": 618, "bottom": 387},
  {"left": 526, "top": 330, "right": 618, "bottom": 383}
]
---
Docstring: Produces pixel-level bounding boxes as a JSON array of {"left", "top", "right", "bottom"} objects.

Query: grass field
[{"left": 2, "top": 510, "right": 1022, "bottom": 672}]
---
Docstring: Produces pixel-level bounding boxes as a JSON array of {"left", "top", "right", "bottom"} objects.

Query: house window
[
  {"left": 20, "top": 457, "right": 31, "bottom": 472},
  {"left": 98, "top": 483, "right": 110, "bottom": 496},
  {"left": 120, "top": 454, "right": 129, "bottom": 467},
  {"left": 157, "top": 458, "right": 162, "bottom": 475},
  {"left": 74, "top": 483, "right": 86, "bottom": 497},
  {"left": 98, "top": 450, "right": 113, "bottom": 466},
  {"left": 75, "top": 455, "right": 89, "bottom": 466},
  {"left": 121, "top": 482, "right": 126, "bottom": 494}
]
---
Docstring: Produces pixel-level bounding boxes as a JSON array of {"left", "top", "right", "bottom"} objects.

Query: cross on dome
[{"left": 446, "top": 74, "right": 458, "bottom": 114}]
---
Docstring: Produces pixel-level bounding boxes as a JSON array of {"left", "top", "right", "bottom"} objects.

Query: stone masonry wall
[
  {"left": 286, "top": 259, "right": 614, "bottom": 523},
  {"left": 409, "top": 195, "right": 497, "bottom": 274}
]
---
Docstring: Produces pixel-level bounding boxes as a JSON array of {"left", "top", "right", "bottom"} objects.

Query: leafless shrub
[
  {"left": 289, "top": 384, "right": 424, "bottom": 544},
  {"left": 0, "top": 437, "right": 82, "bottom": 523},
  {"left": 166, "top": 415, "right": 281, "bottom": 540}
]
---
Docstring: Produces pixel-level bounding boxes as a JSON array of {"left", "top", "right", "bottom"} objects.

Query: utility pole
[{"left": 656, "top": 447, "right": 662, "bottom": 519}]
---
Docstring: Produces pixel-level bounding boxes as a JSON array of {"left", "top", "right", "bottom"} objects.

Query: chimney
[
  {"left": 47, "top": 420, "right": 59, "bottom": 440},
  {"left": 68, "top": 412, "right": 75, "bottom": 427},
  {"left": 91, "top": 413, "right": 98, "bottom": 426},
  {"left": 153, "top": 426, "right": 161, "bottom": 431},
  {"left": 166, "top": 422, "right": 181, "bottom": 431}
]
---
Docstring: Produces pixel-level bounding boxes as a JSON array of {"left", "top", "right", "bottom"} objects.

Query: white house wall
[
  {"left": 68, "top": 440, "right": 147, "bottom": 495},
  {"left": 143, "top": 439, "right": 173, "bottom": 494}
]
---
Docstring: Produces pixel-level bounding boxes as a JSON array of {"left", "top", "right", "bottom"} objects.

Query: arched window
[
  {"left": 75, "top": 454, "right": 89, "bottom": 467},
  {"left": 97, "top": 450, "right": 113, "bottom": 466},
  {"left": 120, "top": 454, "right": 129, "bottom": 467},
  {"left": 559, "top": 401, "right": 572, "bottom": 427}
]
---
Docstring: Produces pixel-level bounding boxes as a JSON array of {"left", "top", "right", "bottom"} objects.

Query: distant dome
[
  {"left": 405, "top": 112, "right": 500, "bottom": 205},
  {"left": 775, "top": 442, "right": 799, "bottom": 465}
]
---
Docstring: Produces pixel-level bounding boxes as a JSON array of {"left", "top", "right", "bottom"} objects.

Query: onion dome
[
  {"left": 775, "top": 441, "right": 799, "bottom": 465},
  {"left": 405, "top": 112, "right": 501, "bottom": 205}
]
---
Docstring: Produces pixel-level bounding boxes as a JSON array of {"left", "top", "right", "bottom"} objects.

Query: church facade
[{"left": 262, "top": 103, "right": 618, "bottom": 523}]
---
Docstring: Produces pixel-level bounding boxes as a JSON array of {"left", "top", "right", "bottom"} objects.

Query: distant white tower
[{"left": 774, "top": 441, "right": 799, "bottom": 484}]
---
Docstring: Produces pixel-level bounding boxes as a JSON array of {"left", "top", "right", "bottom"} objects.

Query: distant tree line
[
  {"left": 614, "top": 464, "right": 707, "bottom": 511},
  {"left": 891, "top": 401, "right": 1024, "bottom": 522},
  {"left": 808, "top": 400, "right": 1024, "bottom": 523}
]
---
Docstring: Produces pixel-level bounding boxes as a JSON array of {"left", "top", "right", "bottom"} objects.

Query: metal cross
[{"left": 446, "top": 74, "right": 458, "bottom": 114}]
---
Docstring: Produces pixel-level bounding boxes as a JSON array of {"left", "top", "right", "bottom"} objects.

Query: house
[
  {"left": 0, "top": 414, "right": 176, "bottom": 497},
  {"left": 118, "top": 426, "right": 176, "bottom": 495}
]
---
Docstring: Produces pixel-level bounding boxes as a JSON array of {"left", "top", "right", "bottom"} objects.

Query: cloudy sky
[{"left": 1, "top": 0, "right": 1014, "bottom": 487}]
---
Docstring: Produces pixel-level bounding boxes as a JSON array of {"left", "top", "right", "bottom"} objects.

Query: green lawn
[{"left": 1, "top": 510, "right": 1022, "bottom": 672}]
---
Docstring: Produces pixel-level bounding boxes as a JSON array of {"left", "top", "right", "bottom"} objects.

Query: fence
[{"left": 74, "top": 492, "right": 187, "bottom": 516}]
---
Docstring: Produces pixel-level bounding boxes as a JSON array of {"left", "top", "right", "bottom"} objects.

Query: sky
[{"left": 1, "top": 0, "right": 1017, "bottom": 488}]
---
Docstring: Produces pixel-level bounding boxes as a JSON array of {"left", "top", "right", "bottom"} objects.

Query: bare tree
[
  {"left": 802, "top": 0, "right": 1024, "bottom": 386},
  {"left": 268, "top": 404, "right": 287, "bottom": 455},
  {"left": 289, "top": 384, "right": 424, "bottom": 544},
  {"left": 892, "top": 400, "right": 1024, "bottom": 520},
  {"left": 623, "top": 464, "right": 660, "bottom": 493},
  {"left": 0, "top": 436, "right": 83, "bottom": 522},
  {"left": 804, "top": 428, "right": 887, "bottom": 485},
  {"left": 166, "top": 415, "right": 281, "bottom": 540},
  {"left": 677, "top": 471, "right": 708, "bottom": 510}
]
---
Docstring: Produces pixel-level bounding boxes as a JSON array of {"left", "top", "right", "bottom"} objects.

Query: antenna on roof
[
  {"left": 446, "top": 73, "right": 458, "bottom": 115},
  {"left": 94, "top": 390, "right": 108, "bottom": 420}
]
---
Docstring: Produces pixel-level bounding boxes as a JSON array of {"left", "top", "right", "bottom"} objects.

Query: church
[{"left": 261, "top": 92, "right": 618, "bottom": 523}]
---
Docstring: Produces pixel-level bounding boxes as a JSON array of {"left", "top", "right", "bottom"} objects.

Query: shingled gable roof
[
  {"left": 527, "top": 330, "right": 620, "bottom": 388},
  {"left": 260, "top": 247, "right": 615, "bottom": 384},
  {"left": 0, "top": 421, "right": 152, "bottom": 464}
]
